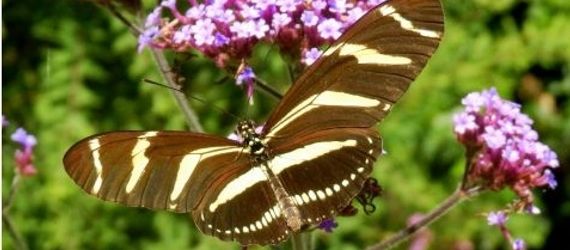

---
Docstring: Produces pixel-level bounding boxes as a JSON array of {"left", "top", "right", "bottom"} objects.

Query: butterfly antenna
[{"left": 143, "top": 79, "right": 241, "bottom": 120}]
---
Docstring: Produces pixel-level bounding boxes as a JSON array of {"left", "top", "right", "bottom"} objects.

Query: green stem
[
  {"left": 291, "top": 232, "right": 311, "bottom": 250},
  {"left": 255, "top": 77, "right": 283, "bottom": 100},
  {"left": 149, "top": 49, "right": 204, "bottom": 132},
  {"left": 2, "top": 175, "right": 29, "bottom": 250},
  {"left": 3, "top": 212, "right": 29, "bottom": 250},
  {"left": 367, "top": 186, "right": 482, "bottom": 250}
]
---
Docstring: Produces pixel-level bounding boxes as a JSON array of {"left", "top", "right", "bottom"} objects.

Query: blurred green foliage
[{"left": 2, "top": 0, "right": 569, "bottom": 249}]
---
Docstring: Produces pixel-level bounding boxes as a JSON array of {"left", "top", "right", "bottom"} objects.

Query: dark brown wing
[
  {"left": 262, "top": 0, "right": 444, "bottom": 141},
  {"left": 261, "top": 0, "right": 444, "bottom": 226},
  {"left": 63, "top": 131, "right": 288, "bottom": 245},
  {"left": 268, "top": 128, "right": 382, "bottom": 224}
]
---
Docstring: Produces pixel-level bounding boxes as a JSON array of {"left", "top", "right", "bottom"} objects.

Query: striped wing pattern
[
  {"left": 63, "top": 0, "right": 444, "bottom": 246},
  {"left": 263, "top": 0, "right": 443, "bottom": 140}
]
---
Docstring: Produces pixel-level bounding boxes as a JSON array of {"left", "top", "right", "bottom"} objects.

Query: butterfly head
[{"left": 237, "top": 120, "right": 266, "bottom": 155}]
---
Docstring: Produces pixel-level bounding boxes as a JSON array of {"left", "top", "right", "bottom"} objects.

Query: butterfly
[{"left": 63, "top": 0, "right": 444, "bottom": 246}]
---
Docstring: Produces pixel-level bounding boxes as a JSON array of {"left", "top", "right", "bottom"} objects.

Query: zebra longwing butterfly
[{"left": 64, "top": 0, "right": 444, "bottom": 246}]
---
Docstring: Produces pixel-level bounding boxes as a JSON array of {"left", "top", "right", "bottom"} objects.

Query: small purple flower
[
  {"left": 512, "top": 239, "right": 525, "bottom": 250},
  {"left": 318, "top": 218, "right": 338, "bottom": 233},
  {"left": 160, "top": 0, "right": 176, "bottom": 9},
  {"left": 272, "top": 13, "right": 292, "bottom": 30},
  {"left": 487, "top": 211, "right": 507, "bottom": 226},
  {"left": 144, "top": 7, "right": 162, "bottom": 28},
  {"left": 214, "top": 32, "right": 230, "bottom": 47},
  {"left": 318, "top": 18, "right": 343, "bottom": 40},
  {"left": 173, "top": 25, "right": 192, "bottom": 44},
  {"left": 236, "top": 66, "right": 256, "bottom": 104},
  {"left": 453, "top": 112, "right": 478, "bottom": 135},
  {"left": 301, "top": 11, "right": 319, "bottom": 27},
  {"left": 10, "top": 127, "right": 37, "bottom": 176},
  {"left": 542, "top": 169, "right": 557, "bottom": 189},
  {"left": 302, "top": 47, "right": 323, "bottom": 66},
  {"left": 138, "top": 26, "right": 160, "bottom": 52},
  {"left": 328, "top": 0, "right": 349, "bottom": 14},
  {"left": 482, "top": 126, "right": 506, "bottom": 150},
  {"left": 11, "top": 128, "right": 37, "bottom": 149},
  {"left": 252, "top": 20, "right": 270, "bottom": 39}
]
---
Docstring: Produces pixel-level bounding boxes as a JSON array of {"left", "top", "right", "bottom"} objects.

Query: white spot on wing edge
[
  {"left": 89, "top": 138, "right": 103, "bottom": 194},
  {"left": 125, "top": 132, "right": 157, "bottom": 193}
]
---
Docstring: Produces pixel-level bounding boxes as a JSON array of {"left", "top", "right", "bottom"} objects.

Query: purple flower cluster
[
  {"left": 138, "top": 0, "right": 385, "bottom": 101},
  {"left": 10, "top": 127, "right": 38, "bottom": 176},
  {"left": 453, "top": 88, "right": 559, "bottom": 208}
]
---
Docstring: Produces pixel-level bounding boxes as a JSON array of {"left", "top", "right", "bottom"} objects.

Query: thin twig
[
  {"left": 255, "top": 77, "right": 283, "bottom": 100},
  {"left": 3, "top": 212, "right": 29, "bottom": 250},
  {"left": 104, "top": 3, "right": 142, "bottom": 36},
  {"left": 150, "top": 48, "right": 204, "bottom": 132},
  {"left": 367, "top": 186, "right": 483, "bottom": 250},
  {"left": 2, "top": 175, "right": 29, "bottom": 250},
  {"left": 3, "top": 175, "right": 21, "bottom": 212}
]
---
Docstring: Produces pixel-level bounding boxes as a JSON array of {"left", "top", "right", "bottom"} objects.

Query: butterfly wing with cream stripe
[
  {"left": 64, "top": 131, "right": 291, "bottom": 244},
  {"left": 260, "top": 0, "right": 444, "bottom": 226},
  {"left": 267, "top": 128, "right": 382, "bottom": 224},
  {"left": 262, "top": 0, "right": 444, "bottom": 140}
]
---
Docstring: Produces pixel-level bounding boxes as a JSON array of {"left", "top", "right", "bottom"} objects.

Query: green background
[{"left": 3, "top": 0, "right": 569, "bottom": 249}]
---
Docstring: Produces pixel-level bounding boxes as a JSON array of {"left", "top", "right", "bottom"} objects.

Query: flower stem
[
  {"left": 2, "top": 175, "right": 29, "bottom": 250},
  {"left": 149, "top": 49, "right": 204, "bottom": 132},
  {"left": 367, "top": 186, "right": 482, "bottom": 250},
  {"left": 254, "top": 77, "right": 283, "bottom": 100},
  {"left": 291, "top": 232, "right": 312, "bottom": 250}
]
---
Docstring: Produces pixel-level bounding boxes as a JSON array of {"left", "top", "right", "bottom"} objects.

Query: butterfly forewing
[
  {"left": 64, "top": 131, "right": 246, "bottom": 212},
  {"left": 262, "top": 0, "right": 444, "bottom": 140}
]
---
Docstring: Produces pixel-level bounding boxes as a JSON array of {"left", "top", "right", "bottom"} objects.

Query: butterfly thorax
[{"left": 236, "top": 120, "right": 266, "bottom": 157}]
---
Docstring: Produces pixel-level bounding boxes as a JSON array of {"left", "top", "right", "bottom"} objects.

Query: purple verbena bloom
[
  {"left": 10, "top": 128, "right": 37, "bottom": 176},
  {"left": 318, "top": 218, "right": 338, "bottom": 233},
  {"left": 512, "top": 239, "right": 525, "bottom": 250},
  {"left": 11, "top": 128, "right": 37, "bottom": 149},
  {"left": 302, "top": 47, "right": 323, "bottom": 66},
  {"left": 487, "top": 211, "right": 507, "bottom": 226},
  {"left": 272, "top": 13, "right": 292, "bottom": 30},
  {"left": 454, "top": 88, "right": 559, "bottom": 210},
  {"left": 138, "top": 0, "right": 385, "bottom": 100},
  {"left": 301, "top": 10, "right": 319, "bottom": 27},
  {"left": 138, "top": 26, "right": 160, "bottom": 52},
  {"left": 236, "top": 66, "right": 256, "bottom": 104},
  {"left": 318, "top": 18, "right": 343, "bottom": 40},
  {"left": 145, "top": 7, "right": 163, "bottom": 28},
  {"left": 453, "top": 112, "right": 478, "bottom": 135}
]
